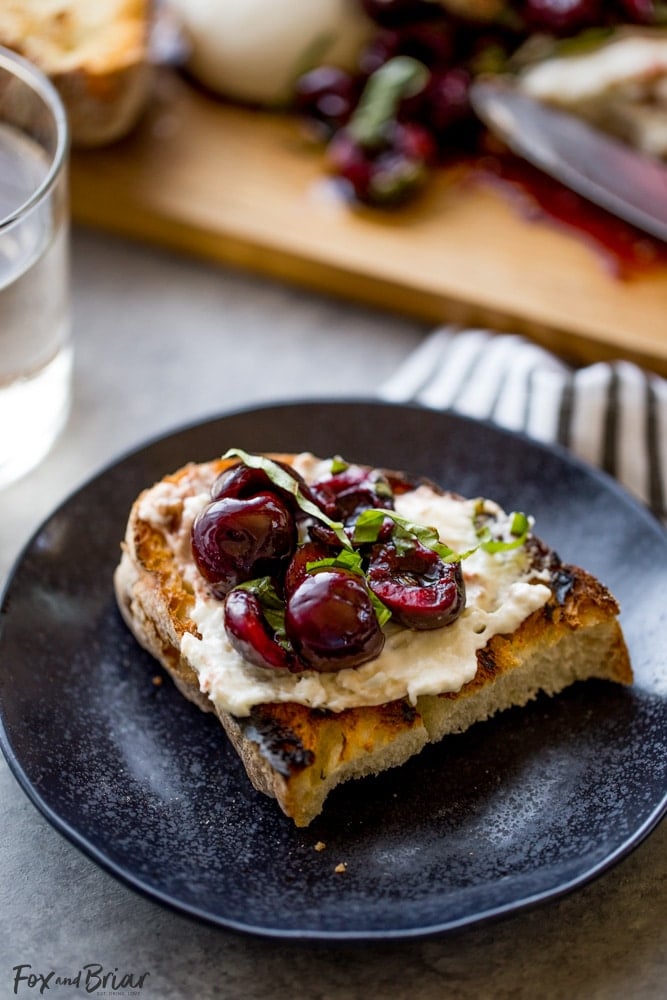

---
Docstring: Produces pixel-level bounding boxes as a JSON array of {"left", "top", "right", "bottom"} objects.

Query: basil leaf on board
[{"left": 348, "top": 56, "right": 430, "bottom": 150}]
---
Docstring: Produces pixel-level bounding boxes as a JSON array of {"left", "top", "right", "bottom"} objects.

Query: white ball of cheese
[{"left": 170, "top": 0, "right": 373, "bottom": 107}]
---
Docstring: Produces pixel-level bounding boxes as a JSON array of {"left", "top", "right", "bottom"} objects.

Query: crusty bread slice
[
  {"left": 0, "top": 0, "right": 152, "bottom": 147},
  {"left": 114, "top": 454, "right": 632, "bottom": 827}
]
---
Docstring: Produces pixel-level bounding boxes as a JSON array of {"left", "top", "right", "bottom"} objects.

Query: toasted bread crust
[
  {"left": 0, "top": 0, "right": 152, "bottom": 147},
  {"left": 114, "top": 454, "right": 632, "bottom": 826}
]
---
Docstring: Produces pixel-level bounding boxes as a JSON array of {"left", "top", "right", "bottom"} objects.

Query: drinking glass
[{"left": 0, "top": 46, "right": 70, "bottom": 488}]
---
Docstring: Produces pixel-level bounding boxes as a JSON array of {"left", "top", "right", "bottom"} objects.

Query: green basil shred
[
  {"left": 222, "top": 448, "right": 352, "bottom": 549},
  {"left": 305, "top": 549, "right": 393, "bottom": 626},
  {"left": 234, "top": 577, "right": 290, "bottom": 649}
]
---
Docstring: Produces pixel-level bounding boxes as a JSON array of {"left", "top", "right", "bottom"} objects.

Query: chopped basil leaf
[
  {"left": 330, "top": 455, "right": 349, "bottom": 474},
  {"left": 477, "top": 510, "right": 530, "bottom": 553},
  {"left": 222, "top": 448, "right": 352, "bottom": 549},
  {"left": 306, "top": 548, "right": 365, "bottom": 576},
  {"left": 368, "top": 591, "right": 393, "bottom": 628},
  {"left": 479, "top": 533, "right": 528, "bottom": 554},
  {"left": 354, "top": 506, "right": 529, "bottom": 561},
  {"left": 234, "top": 577, "right": 288, "bottom": 645},
  {"left": 374, "top": 478, "right": 394, "bottom": 501},
  {"left": 353, "top": 508, "right": 462, "bottom": 562},
  {"left": 351, "top": 508, "right": 387, "bottom": 545}
]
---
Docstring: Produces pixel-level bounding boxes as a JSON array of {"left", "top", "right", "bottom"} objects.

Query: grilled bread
[
  {"left": 0, "top": 0, "right": 153, "bottom": 147},
  {"left": 114, "top": 452, "right": 632, "bottom": 827}
]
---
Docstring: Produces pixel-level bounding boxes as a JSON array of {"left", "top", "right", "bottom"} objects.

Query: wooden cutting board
[{"left": 70, "top": 70, "right": 667, "bottom": 374}]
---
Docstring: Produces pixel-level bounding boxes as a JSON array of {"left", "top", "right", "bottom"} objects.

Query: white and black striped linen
[{"left": 379, "top": 327, "right": 667, "bottom": 525}]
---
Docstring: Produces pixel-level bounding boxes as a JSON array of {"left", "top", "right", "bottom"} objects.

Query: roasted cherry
[
  {"left": 307, "top": 464, "right": 395, "bottom": 546},
  {"left": 285, "top": 569, "right": 385, "bottom": 671},
  {"left": 359, "top": 0, "right": 444, "bottom": 28},
  {"left": 617, "top": 0, "right": 658, "bottom": 22},
  {"left": 328, "top": 119, "right": 437, "bottom": 205},
  {"left": 367, "top": 540, "right": 465, "bottom": 629},
  {"left": 382, "top": 466, "right": 442, "bottom": 496},
  {"left": 293, "top": 66, "right": 361, "bottom": 138},
  {"left": 309, "top": 464, "right": 394, "bottom": 521},
  {"left": 284, "top": 540, "right": 334, "bottom": 596},
  {"left": 191, "top": 492, "right": 296, "bottom": 597},
  {"left": 521, "top": 0, "right": 602, "bottom": 34},
  {"left": 415, "top": 67, "right": 474, "bottom": 140},
  {"left": 359, "top": 22, "right": 455, "bottom": 77},
  {"left": 211, "top": 463, "right": 273, "bottom": 500},
  {"left": 224, "top": 588, "right": 296, "bottom": 671},
  {"left": 210, "top": 459, "right": 318, "bottom": 514}
]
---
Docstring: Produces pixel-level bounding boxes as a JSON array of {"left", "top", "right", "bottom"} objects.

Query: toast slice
[
  {"left": 0, "top": 0, "right": 153, "bottom": 147},
  {"left": 114, "top": 452, "right": 632, "bottom": 827}
]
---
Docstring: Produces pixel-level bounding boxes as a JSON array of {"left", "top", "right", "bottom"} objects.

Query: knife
[{"left": 469, "top": 77, "right": 667, "bottom": 243}]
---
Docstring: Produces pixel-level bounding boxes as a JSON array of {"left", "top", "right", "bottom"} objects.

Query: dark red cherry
[
  {"left": 327, "top": 120, "right": 436, "bottom": 205},
  {"left": 307, "top": 464, "right": 395, "bottom": 545},
  {"left": 420, "top": 67, "right": 473, "bottom": 136},
  {"left": 191, "top": 492, "right": 296, "bottom": 597},
  {"left": 522, "top": 0, "right": 602, "bottom": 34},
  {"left": 367, "top": 540, "right": 465, "bottom": 629},
  {"left": 617, "top": 0, "right": 657, "bottom": 22},
  {"left": 284, "top": 540, "right": 334, "bottom": 596},
  {"left": 361, "top": 22, "right": 455, "bottom": 73},
  {"left": 285, "top": 569, "right": 385, "bottom": 671},
  {"left": 211, "top": 463, "right": 273, "bottom": 500},
  {"left": 326, "top": 128, "right": 375, "bottom": 199},
  {"left": 210, "top": 459, "right": 319, "bottom": 514},
  {"left": 293, "top": 65, "right": 361, "bottom": 137},
  {"left": 224, "top": 589, "right": 297, "bottom": 671},
  {"left": 358, "top": 30, "right": 402, "bottom": 76},
  {"left": 360, "top": 0, "right": 445, "bottom": 27},
  {"left": 383, "top": 467, "right": 443, "bottom": 496},
  {"left": 309, "top": 464, "right": 395, "bottom": 522}
]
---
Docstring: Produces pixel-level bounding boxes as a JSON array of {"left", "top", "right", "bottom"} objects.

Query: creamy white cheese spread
[{"left": 141, "top": 454, "right": 552, "bottom": 717}]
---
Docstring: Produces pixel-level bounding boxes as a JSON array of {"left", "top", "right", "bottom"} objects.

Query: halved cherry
[
  {"left": 285, "top": 568, "right": 385, "bottom": 672},
  {"left": 367, "top": 540, "right": 465, "bottom": 629},
  {"left": 211, "top": 463, "right": 273, "bottom": 501},
  {"left": 308, "top": 463, "right": 395, "bottom": 529},
  {"left": 284, "top": 539, "right": 334, "bottom": 596},
  {"left": 210, "top": 459, "right": 321, "bottom": 515},
  {"left": 224, "top": 589, "right": 298, "bottom": 672},
  {"left": 191, "top": 492, "right": 296, "bottom": 597}
]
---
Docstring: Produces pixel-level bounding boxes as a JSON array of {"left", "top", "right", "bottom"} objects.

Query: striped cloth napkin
[{"left": 379, "top": 327, "right": 667, "bottom": 525}]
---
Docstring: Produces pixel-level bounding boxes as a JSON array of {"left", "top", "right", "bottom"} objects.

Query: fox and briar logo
[{"left": 12, "top": 964, "right": 150, "bottom": 996}]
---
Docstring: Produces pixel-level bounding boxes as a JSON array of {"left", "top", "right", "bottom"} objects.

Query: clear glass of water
[{"left": 0, "top": 45, "right": 70, "bottom": 489}]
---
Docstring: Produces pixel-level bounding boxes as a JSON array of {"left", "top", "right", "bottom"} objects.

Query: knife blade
[{"left": 470, "top": 78, "right": 667, "bottom": 243}]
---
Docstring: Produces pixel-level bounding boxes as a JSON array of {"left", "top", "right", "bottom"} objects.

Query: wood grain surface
[{"left": 70, "top": 70, "right": 667, "bottom": 374}]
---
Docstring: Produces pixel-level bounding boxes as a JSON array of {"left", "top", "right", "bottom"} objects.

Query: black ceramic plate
[{"left": 1, "top": 401, "right": 666, "bottom": 941}]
